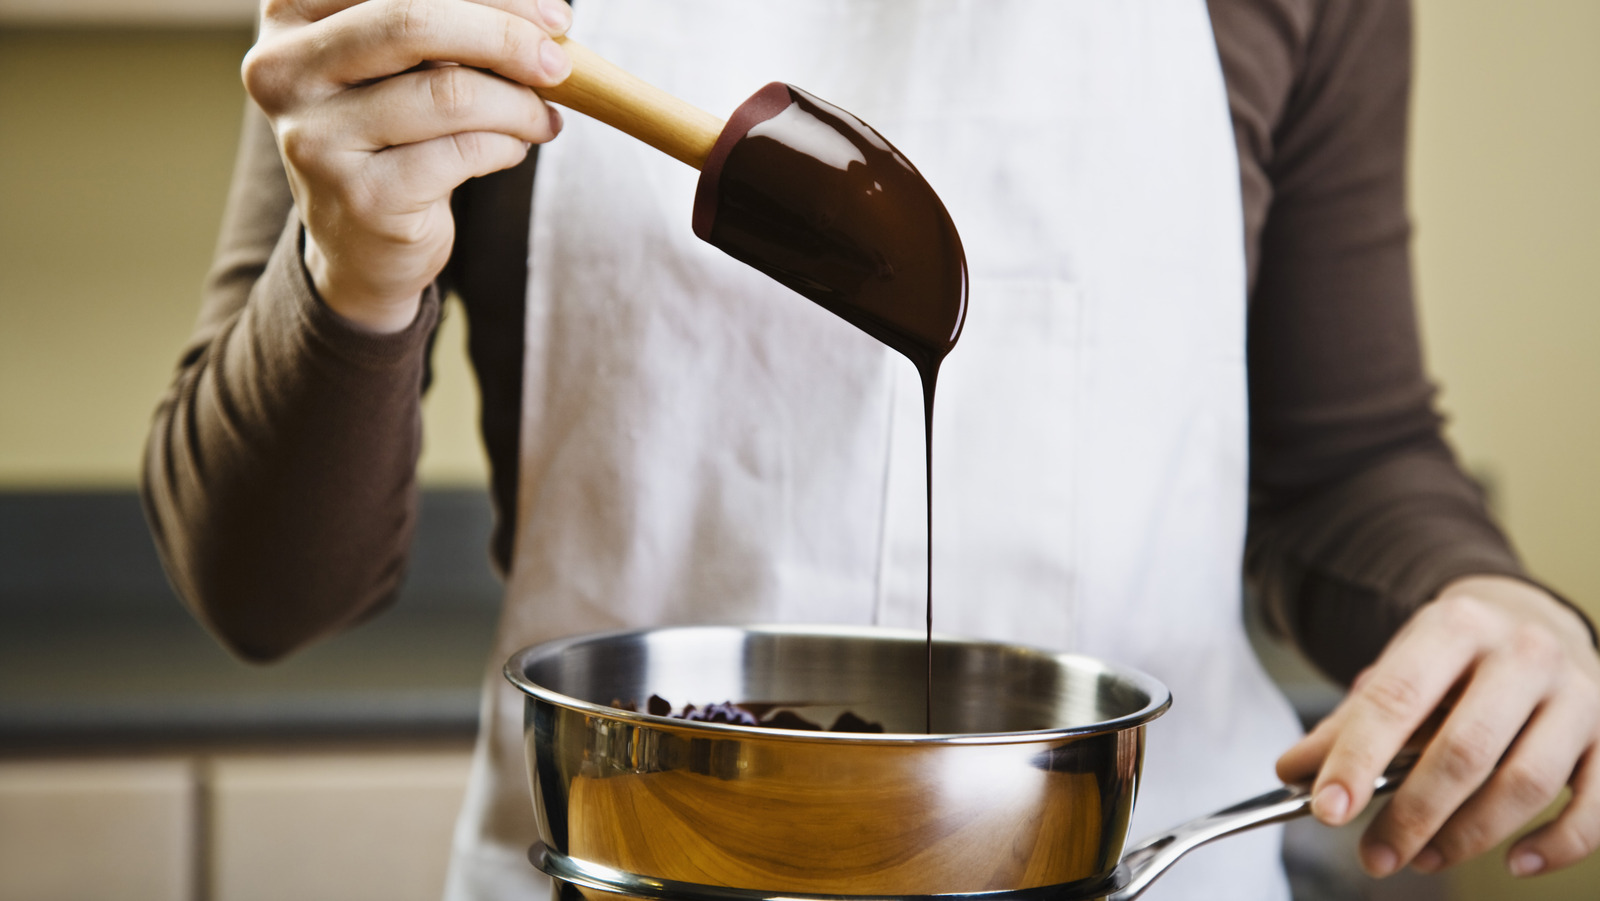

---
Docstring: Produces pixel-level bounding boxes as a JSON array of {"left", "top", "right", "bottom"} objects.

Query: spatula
[{"left": 538, "top": 36, "right": 968, "bottom": 376}]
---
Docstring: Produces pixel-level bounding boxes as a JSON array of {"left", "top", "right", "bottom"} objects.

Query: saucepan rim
[{"left": 502, "top": 622, "right": 1173, "bottom": 745}]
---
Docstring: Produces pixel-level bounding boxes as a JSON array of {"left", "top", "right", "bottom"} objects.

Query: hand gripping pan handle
[{"left": 1108, "top": 755, "right": 1416, "bottom": 901}]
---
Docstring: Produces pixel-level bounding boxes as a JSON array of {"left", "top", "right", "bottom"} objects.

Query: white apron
[{"left": 446, "top": 3, "right": 1304, "bottom": 900}]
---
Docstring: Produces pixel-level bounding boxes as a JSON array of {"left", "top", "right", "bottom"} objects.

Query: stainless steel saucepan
[{"left": 505, "top": 625, "right": 1405, "bottom": 901}]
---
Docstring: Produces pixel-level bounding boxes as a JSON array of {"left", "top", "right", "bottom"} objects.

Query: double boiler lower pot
[{"left": 504, "top": 625, "right": 1400, "bottom": 901}]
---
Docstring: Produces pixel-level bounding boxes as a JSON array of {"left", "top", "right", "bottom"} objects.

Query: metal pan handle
[{"left": 1108, "top": 755, "right": 1416, "bottom": 901}]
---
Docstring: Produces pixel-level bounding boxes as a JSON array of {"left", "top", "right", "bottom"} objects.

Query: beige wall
[
  {"left": 1411, "top": 0, "right": 1600, "bottom": 613},
  {"left": 1413, "top": 3, "right": 1600, "bottom": 899},
  {"left": 0, "top": 26, "right": 489, "bottom": 487},
  {"left": 0, "top": 28, "right": 249, "bottom": 487}
]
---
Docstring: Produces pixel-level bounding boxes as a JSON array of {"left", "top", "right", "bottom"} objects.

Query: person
[{"left": 143, "top": 0, "right": 1600, "bottom": 898}]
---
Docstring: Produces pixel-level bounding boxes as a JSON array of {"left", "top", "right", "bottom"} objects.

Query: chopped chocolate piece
[
  {"left": 682, "top": 701, "right": 763, "bottom": 726},
  {"left": 761, "top": 710, "right": 824, "bottom": 731},
  {"left": 629, "top": 696, "right": 885, "bottom": 733},
  {"left": 828, "top": 711, "right": 885, "bottom": 733}
]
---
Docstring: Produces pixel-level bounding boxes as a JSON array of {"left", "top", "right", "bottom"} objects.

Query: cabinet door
[
  {"left": 0, "top": 758, "right": 195, "bottom": 901},
  {"left": 210, "top": 750, "right": 471, "bottom": 901}
]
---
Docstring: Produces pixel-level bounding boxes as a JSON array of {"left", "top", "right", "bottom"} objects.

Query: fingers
[
  {"left": 320, "top": 64, "right": 558, "bottom": 152},
  {"left": 1413, "top": 681, "right": 1599, "bottom": 872},
  {"left": 271, "top": 0, "right": 569, "bottom": 36},
  {"left": 1358, "top": 619, "right": 1563, "bottom": 875},
  {"left": 1455, "top": 660, "right": 1594, "bottom": 865},
  {"left": 246, "top": 0, "right": 571, "bottom": 114},
  {"left": 370, "top": 128, "right": 539, "bottom": 207},
  {"left": 276, "top": 64, "right": 556, "bottom": 236},
  {"left": 315, "top": 0, "right": 569, "bottom": 88},
  {"left": 1510, "top": 750, "right": 1600, "bottom": 875},
  {"left": 1276, "top": 670, "right": 1359, "bottom": 785},
  {"left": 1305, "top": 600, "right": 1493, "bottom": 832}
]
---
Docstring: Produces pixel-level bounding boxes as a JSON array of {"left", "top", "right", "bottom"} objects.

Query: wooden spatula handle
[{"left": 537, "top": 36, "right": 725, "bottom": 170}]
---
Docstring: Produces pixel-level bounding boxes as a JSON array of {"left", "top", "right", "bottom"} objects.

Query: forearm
[
  {"left": 1234, "top": 0, "right": 1532, "bottom": 683},
  {"left": 142, "top": 107, "right": 440, "bottom": 661},
  {"left": 1246, "top": 441, "right": 1527, "bottom": 683}
]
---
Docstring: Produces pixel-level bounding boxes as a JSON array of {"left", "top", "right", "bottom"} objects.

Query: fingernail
[
  {"left": 1411, "top": 847, "right": 1443, "bottom": 874},
  {"left": 540, "top": 40, "right": 570, "bottom": 80},
  {"left": 1312, "top": 784, "right": 1350, "bottom": 824},
  {"left": 1363, "top": 842, "right": 1399, "bottom": 878},
  {"left": 548, "top": 106, "right": 563, "bottom": 134},
  {"left": 1510, "top": 850, "right": 1546, "bottom": 877},
  {"left": 539, "top": 0, "right": 572, "bottom": 33}
]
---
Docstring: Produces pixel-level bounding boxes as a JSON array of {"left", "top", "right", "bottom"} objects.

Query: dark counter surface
[{"left": 0, "top": 489, "right": 501, "bottom": 751}]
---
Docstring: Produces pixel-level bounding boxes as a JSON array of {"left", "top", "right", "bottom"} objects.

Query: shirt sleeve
[
  {"left": 1226, "top": 0, "right": 1588, "bottom": 684},
  {"left": 141, "top": 101, "right": 441, "bottom": 661}
]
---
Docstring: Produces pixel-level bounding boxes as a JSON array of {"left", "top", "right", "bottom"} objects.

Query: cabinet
[
  {"left": 0, "top": 749, "right": 473, "bottom": 901},
  {"left": 0, "top": 759, "right": 195, "bottom": 901},
  {"left": 209, "top": 751, "right": 472, "bottom": 901}
]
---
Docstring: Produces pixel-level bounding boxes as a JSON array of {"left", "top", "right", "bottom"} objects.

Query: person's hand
[
  {"left": 243, "top": 0, "right": 573, "bottom": 332},
  {"left": 1278, "top": 575, "right": 1600, "bottom": 878}
]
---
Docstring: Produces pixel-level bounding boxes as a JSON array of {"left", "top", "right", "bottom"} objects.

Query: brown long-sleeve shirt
[{"left": 143, "top": 0, "right": 1546, "bottom": 683}]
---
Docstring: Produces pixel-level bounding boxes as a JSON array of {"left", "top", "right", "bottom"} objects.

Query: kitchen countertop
[
  {"left": 0, "top": 607, "right": 497, "bottom": 751},
  {"left": 0, "top": 489, "right": 502, "bottom": 752}
]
